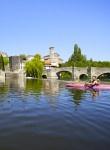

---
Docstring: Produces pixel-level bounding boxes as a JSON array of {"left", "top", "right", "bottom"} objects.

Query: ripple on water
[{"left": 0, "top": 80, "right": 110, "bottom": 150}]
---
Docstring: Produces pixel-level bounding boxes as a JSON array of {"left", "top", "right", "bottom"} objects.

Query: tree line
[
  {"left": 1, "top": 44, "right": 110, "bottom": 79},
  {"left": 61, "top": 44, "right": 110, "bottom": 67}
]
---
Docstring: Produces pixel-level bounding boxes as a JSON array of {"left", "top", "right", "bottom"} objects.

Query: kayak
[{"left": 66, "top": 83, "right": 110, "bottom": 90}]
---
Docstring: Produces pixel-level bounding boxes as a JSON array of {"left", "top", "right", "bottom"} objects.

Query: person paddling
[{"left": 85, "top": 77, "right": 100, "bottom": 88}]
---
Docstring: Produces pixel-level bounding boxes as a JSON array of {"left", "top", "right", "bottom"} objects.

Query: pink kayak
[{"left": 66, "top": 83, "right": 110, "bottom": 90}]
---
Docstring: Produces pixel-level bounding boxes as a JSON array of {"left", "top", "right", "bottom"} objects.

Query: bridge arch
[
  {"left": 79, "top": 74, "right": 88, "bottom": 81},
  {"left": 73, "top": 67, "right": 88, "bottom": 80},
  {"left": 42, "top": 74, "right": 47, "bottom": 79},
  {"left": 56, "top": 71, "right": 72, "bottom": 80},
  {"left": 97, "top": 72, "right": 110, "bottom": 81}
]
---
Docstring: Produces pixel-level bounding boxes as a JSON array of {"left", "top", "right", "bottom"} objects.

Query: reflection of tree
[
  {"left": 25, "top": 79, "right": 42, "bottom": 94},
  {"left": 70, "top": 89, "right": 84, "bottom": 105},
  {"left": 0, "top": 83, "right": 8, "bottom": 98}
]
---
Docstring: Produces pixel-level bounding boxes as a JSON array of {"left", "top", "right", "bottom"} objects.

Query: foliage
[
  {"left": 24, "top": 54, "right": 44, "bottom": 78},
  {"left": 66, "top": 44, "right": 87, "bottom": 67},
  {"left": 0, "top": 55, "right": 5, "bottom": 70},
  {"left": 63, "top": 44, "right": 110, "bottom": 67},
  {"left": 0, "top": 55, "right": 9, "bottom": 71},
  {"left": 3, "top": 57, "right": 9, "bottom": 66}
]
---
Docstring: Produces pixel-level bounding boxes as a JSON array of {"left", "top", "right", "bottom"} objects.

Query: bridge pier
[{"left": 43, "top": 68, "right": 58, "bottom": 79}]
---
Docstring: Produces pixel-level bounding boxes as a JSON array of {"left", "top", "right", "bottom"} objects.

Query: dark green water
[{"left": 0, "top": 78, "right": 110, "bottom": 150}]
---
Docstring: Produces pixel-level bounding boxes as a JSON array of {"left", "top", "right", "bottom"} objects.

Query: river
[{"left": 0, "top": 78, "right": 110, "bottom": 150}]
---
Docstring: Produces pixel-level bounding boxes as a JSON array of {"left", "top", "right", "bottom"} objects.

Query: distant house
[
  {"left": 43, "top": 47, "right": 63, "bottom": 68},
  {"left": 19, "top": 55, "right": 34, "bottom": 70},
  {"left": 26, "top": 55, "right": 34, "bottom": 61}
]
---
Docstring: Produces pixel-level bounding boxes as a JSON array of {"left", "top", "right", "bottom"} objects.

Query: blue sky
[{"left": 0, "top": 0, "right": 110, "bottom": 61}]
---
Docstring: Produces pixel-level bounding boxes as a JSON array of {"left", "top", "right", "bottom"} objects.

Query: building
[
  {"left": 43, "top": 47, "right": 63, "bottom": 68},
  {"left": 9, "top": 56, "right": 21, "bottom": 71},
  {"left": 26, "top": 55, "right": 34, "bottom": 61}
]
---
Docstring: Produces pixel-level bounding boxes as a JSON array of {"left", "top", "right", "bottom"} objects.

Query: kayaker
[{"left": 85, "top": 77, "right": 100, "bottom": 88}]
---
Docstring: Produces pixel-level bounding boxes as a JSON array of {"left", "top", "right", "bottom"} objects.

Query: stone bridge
[
  {"left": 43, "top": 67, "right": 110, "bottom": 80},
  {"left": 1, "top": 67, "right": 110, "bottom": 81}
]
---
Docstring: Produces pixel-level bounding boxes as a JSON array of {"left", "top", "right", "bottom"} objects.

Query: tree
[
  {"left": 3, "top": 57, "right": 9, "bottom": 66},
  {"left": 25, "top": 54, "right": 44, "bottom": 78},
  {"left": 66, "top": 44, "right": 87, "bottom": 67},
  {"left": 0, "top": 55, "right": 5, "bottom": 71},
  {"left": 60, "top": 43, "right": 110, "bottom": 68}
]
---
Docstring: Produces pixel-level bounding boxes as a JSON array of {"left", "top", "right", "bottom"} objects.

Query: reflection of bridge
[{"left": 43, "top": 67, "right": 110, "bottom": 80}]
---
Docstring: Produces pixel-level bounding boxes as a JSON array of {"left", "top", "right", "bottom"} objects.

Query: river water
[{"left": 0, "top": 78, "right": 110, "bottom": 150}]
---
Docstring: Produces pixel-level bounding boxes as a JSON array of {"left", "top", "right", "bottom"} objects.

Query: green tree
[
  {"left": 25, "top": 54, "right": 44, "bottom": 78},
  {"left": 3, "top": 57, "right": 9, "bottom": 66},
  {"left": 67, "top": 44, "right": 87, "bottom": 67},
  {"left": 60, "top": 43, "right": 110, "bottom": 68},
  {"left": 0, "top": 55, "right": 5, "bottom": 71}
]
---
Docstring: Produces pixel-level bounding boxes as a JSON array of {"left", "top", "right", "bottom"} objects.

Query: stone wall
[
  {"left": 0, "top": 70, "right": 5, "bottom": 83},
  {"left": 73, "top": 67, "right": 88, "bottom": 80}
]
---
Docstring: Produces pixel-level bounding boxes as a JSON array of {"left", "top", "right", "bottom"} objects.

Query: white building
[{"left": 43, "top": 47, "right": 63, "bottom": 68}]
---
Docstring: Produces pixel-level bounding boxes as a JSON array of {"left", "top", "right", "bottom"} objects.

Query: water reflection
[
  {"left": 0, "top": 78, "right": 100, "bottom": 105},
  {"left": 69, "top": 89, "right": 85, "bottom": 105},
  {"left": 90, "top": 89, "right": 99, "bottom": 99},
  {"left": 0, "top": 83, "right": 8, "bottom": 95},
  {"left": 5, "top": 78, "right": 61, "bottom": 95},
  {"left": 25, "top": 79, "right": 42, "bottom": 93},
  {"left": 5, "top": 76, "right": 26, "bottom": 89},
  {"left": 0, "top": 79, "right": 110, "bottom": 150},
  {"left": 42, "top": 79, "right": 60, "bottom": 94}
]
